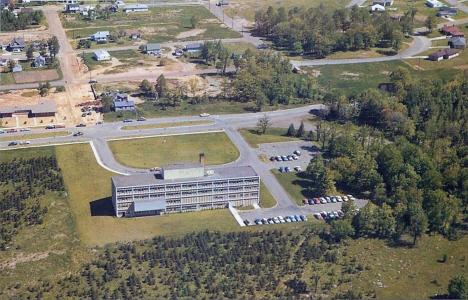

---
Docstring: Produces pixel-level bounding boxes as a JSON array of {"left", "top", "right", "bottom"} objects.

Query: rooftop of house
[
  {"left": 114, "top": 100, "right": 135, "bottom": 107},
  {"left": 10, "top": 38, "right": 25, "bottom": 47},
  {"left": 146, "top": 43, "right": 161, "bottom": 50},
  {"left": 112, "top": 165, "right": 258, "bottom": 188},
  {"left": 452, "top": 36, "right": 466, "bottom": 45},
  {"left": 94, "top": 49, "right": 110, "bottom": 56}
]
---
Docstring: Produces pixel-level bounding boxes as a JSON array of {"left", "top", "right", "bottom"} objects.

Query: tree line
[{"left": 1, "top": 9, "right": 44, "bottom": 31}]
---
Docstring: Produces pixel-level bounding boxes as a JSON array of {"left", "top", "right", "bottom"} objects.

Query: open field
[
  {"left": 0, "top": 131, "right": 71, "bottom": 142},
  {"left": 259, "top": 180, "right": 276, "bottom": 208},
  {"left": 239, "top": 127, "right": 302, "bottom": 148},
  {"left": 403, "top": 49, "right": 468, "bottom": 73},
  {"left": 62, "top": 6, "right": 241, "bottom": 48},
  {"left": 0, "top": 73, "right": 15, "bottom": 85},
  {"left": 13, "top": 69, "right": 60, "bottom": 84},
  {"left": 108, "top": 131, "right": 240, "bottom": 168},
  {"left": 272, "top": 169, "right": 310, "bottom": 206},
  {"left": 122, "top": 120, "right": 214, "bottom": 130}
]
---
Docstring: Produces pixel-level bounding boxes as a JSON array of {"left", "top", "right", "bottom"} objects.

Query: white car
[
  {"left": 294, "top": 166, "right": 302, "bottom": 171},
  {"left": 200, "top": 113, "right": 210, "bottom": 117},
  {"left": 20, "top": 128, "right": 31, "bottom": 132}
]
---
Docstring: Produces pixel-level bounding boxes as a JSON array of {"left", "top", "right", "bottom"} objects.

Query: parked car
[
  {"left": 294, "top": 215, "right": 301, "bottom": 222},
  {"left": 270, "top": 156, "right": 276, "bottom": 161},
  {"left": 279, "top": 167, "right": 285, "bottom": 173},
  {"left": 20, "top": 128, "right": 31, "bottom": 132},
  {"left": 294, "top": 150, "right": 301, "bottom": 156},
  {"left": 89, "top": 79, "right": 98, "bottom": 83},
  {"left": 331, "top": 197, "right": 337, "bottom": 203},
  {"left": 96, "top": 121, "right": 103, "bottom": 125},
  {"left": 276, "top": 156, "right": 281, "bottom": 161},
  {"left": 326, "top": 197, "right": 331, "bottom": 203},
  {"left": 314, "top": 213, "right": 322, "bottom": 220},
  {"left": 137, "top": 117, "right": 147, "bottom": 121},
  {"left": 81, "top": 113, "right": 87, "bottom": 117},
  {"left": 292, "top": 154, "right": 298, "bottom": 160},
  {"left": 254, "top": 219, "right": 263, "bottom": 225},
  {"left": 123, "top": 119, "right": 133, "bottom": 123},
  {"left": 303, "top": 198, "right": 309, "bottom": 204},
  {"left": 8, "top": 142, "right": 18, "bottom": 146},
  {"left": 287, "top": 155, "right": 293, "bottom": 161},
  {"left": 287, "top": 215, "right": 296, "bottom": 222},
  {"left": 336, "top": 196, "right": 343, "bottom": 202},
  {"left": 285, "top": 166, "right": 291, "bottom": 172},
  {"left": 294, "top": 166, "right": 302, "bottom": 171},
  {"left": 7, "top": 129, "right": 17, "bottom": 133},
  {"left": 343, "top": 196, "right": 349, "bottom": 202},
  {"left": 314, "top": 198, "right": 321, "bottom": 204},
  {"left": 73, "top": 132, "right": 84, "bottom": 136},
  {"left": 244, "top": 219, "right": 251, "bottom": 226},
  {"left": 200, "top": 113, "right": 210, "bottom": 117},
  {"left": 300, "top": 215, "right": 308, "bottom": 221},
  {"left": 308, "top": 198, "right": 315, "bottom": 205},
  {"left": 261, "top": 218, "right": 268, "bottom": 224},
  {"left": 281, "top": 155, "right": 288, "bottom": 161},
  {"left": 267, "top": 218, "right": 274, "bottom": 224},
  {"left": 320, "top": 197, "right": 327, "bottom": 204},
  {"left": 76, "top": 123, "right": 86, "bottom": 127},
  {"left": 0, "top": 130, "right": 4, "bottom": 134},
  {"left": 45, "top": 125, "right": 55, "bottom": 129}
]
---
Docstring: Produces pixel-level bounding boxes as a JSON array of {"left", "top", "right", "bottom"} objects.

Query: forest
[
  {"left": 254, "top": 6, "right": 415, "bottom": 57},
  {"left": 1, "top": 9, "right": 44, "bottom": 31}
]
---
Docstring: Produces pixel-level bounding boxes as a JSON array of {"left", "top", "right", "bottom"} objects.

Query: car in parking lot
[
  {"left": 270, "top": 156, "right": 276, "bottom": 161},
  {"left": 273, "top": 217, "right": 280, "bottom": 224},
  {"left": 300, "top": 215, "right": 307, "bottom": 221},
  {"left": 314, "top": 213, "right": 323, "bottom": 220},
  {"left": 285, "top": 166, "right": 291, "bottom": 172},
  {"left": 281, "top": 155, "right": 288, "bottom": 161},
  {"left": 314, "top": 198, "right": 320, "bottom": 204},
  {"left": 331, "top": 197, "right": 337, "bottom": 203},
  {"left": 262, "top": 218, "right": 268, "bottom": 224},
  {"left": 276, "top": 156, "right": 281, "bottom": 161},
  {"left": 73, "top": 131, "right": 84, "bottom": 136},
  {"left": 45, "top": 125, "right": 55, "bottom": 129},
  {"left": 81, "top": 113, "right": 87, "bottom": 117},
  {"left": 7, "top": 129, "right": 17, "bottom": 133},
  {"left": 96, "top": 121, "right": 103, "bottom": 125},
  {"left": 308, "top": 198, "right": 315, "bottom": 205},
  {"left": 279, "top": 166, "right": 285, "bottom": 173},
  {"left": 294, "top": 166, "right": 302, "bottom": 171},
  {"left": 199, "top": 113, "right": 210, "bottom": 117},
  {"left": 292, "top": 154, "right": 298, "bottom": 160},
  {"left": 267, "top": 218, "right": 274, "bottom": 224},
  {"left": 254, "top": 219, "right": 263, "bottom": 225},
  {"left": 244, "top": 219, "right": 252, "bottom": 226},
  {"left": 294, "top": 215, "right": 301, "bottom": 222},
  {"left": 89, "top": 79, "right": 98, "bottom": 83},
  {"left": 294, "top": 150, "right": 301, "bottom": 156}
]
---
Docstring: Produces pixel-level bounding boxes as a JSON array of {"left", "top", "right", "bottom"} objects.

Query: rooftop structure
[
  {"left": 94, "top": 49, "right": 111, "bottom": 61},
  {"left": 0, "top": 100, "right": 57, "bottom": 118},
  {"left": 123, "top": 4, "right": 148, "bottom": 12},
  {"left": 426, "top": 0, "right": 443, "bottom": 7}
]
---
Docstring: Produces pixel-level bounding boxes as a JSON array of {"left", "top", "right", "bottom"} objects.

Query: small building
[
  {"left": 371, "top": 4, "right": 385, "bottom": 11},
  {"left": 34, "top": 56, "right": 46, "bottom": 68},
  {"left": 174, "top": 48, "right": 184, "bottom": 56},
  {"left": 116, "top": 0, "right": 125, "bottom": 7},
  {"left": 443, "top": 48, "right": 459, "bottom": 59},
  {"left": 9, "top": 38, "right": 25, "bottom": 52},
  {"left": 66, "top": 3, "right": 80, "bottom": 13},
  {"left": 106, "top": 4, "right": 118, "bottom": 12},
  {"left": 94, "top": 49, "right": 111, "bottom": 61},
  {"left": 428, "top": 48, "right": 459, "bottom": 61},
  {"left": 373, "top": 0, "right": 393, "bottom": 6},
  {"left": 90, "top": 31, "right": 110, "bottom": 41},
  {"left": 185, "top": 43, "right": 203, "bottom": 53},
  {"left": 126, "top": 30, "right": 140, "bottom": 39},
  {"left": 450, "top": 36, "right": 466, "bottom": 49},
  {"left": 428, "top": 50, "right": 445, "bottom": 61},
  {"left": 216, "top": 1, "right": 229, "bottom": 6},
  {"left": 441, "top": 25, "right": 465, "bottom": 37},
  {"left": 437, "top": 6, "right": 457, "bottom": 17},
  {"left": 427, "top": 0, "right": 443, "bottom": 7},
  {"left": 12, "top": 64, "right": 22, "bottom": 72},
  {"left": 146, "top": 43, "right": 162, "bottom": 55},
  {"left": 0, "top": 100, "right": 57, "bottom": 118},
  {"left": 113, "top": 93, "right": 135, "bottom": 111},
  {"left": 123, "top": 4, "right": 148, "bottom": 12}
]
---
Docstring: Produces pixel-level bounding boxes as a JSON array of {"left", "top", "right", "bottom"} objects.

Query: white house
[
  {"left": 94, "top": 49, "right": 111, "bottom": 61},
  {"left": 34, "top": 56, "right": 46, "bottom": 68},
  {"left": 90, "top": 31, "right": 110, "bottom": 41},
  {"left": 426, "top": 0, "right": 443, "bottom": 8},
  {"left": 371, "top": 4, "right": 385, "bottom": 11},
  {"left": 123, "top": 4, "right": 148, "bottom": 12},
  {"left": 146, "top": 43, "right": 162, "bottom": 55}
]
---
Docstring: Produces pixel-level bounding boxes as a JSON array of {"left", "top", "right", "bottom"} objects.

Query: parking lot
[{"left": 255, "top": 141, "right": 320, "bottom": 171}]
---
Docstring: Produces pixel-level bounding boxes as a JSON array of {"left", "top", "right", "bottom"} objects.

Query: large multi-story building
[{"left": 111, "top": 155, "right": 260, "bottom": 218}]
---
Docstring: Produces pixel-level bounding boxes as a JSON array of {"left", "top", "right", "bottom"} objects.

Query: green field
[
  {"left": 81, "top": 52, "right": 112, "bottom": 71},
  {"left": 0, "top": 73, "right": 15, "bottom": 85},
  {"left": 239, "top": 127, "right": 302, "bottom": 148},
  {"left": 259, "top": 180, "right": 276, "bottom": 208},
  {"left": 122, "top": 120, "right": 214, "bottom": 130},
  {"left": 108, "top": 131, "right": 240, "bottom": 168},
  {"left": 62, "top": 6, "right": 241, "bottom": 48},
  {"left": 272, "top": 169, "right": 311, "bottom": 206},
  {"left": 0, "top": 131, "right": 71, "bottom": 142}
]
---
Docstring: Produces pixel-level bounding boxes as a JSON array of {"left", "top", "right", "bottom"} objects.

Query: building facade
[{"left": 111, "top": 159, "right": 260, "bottom": 218}]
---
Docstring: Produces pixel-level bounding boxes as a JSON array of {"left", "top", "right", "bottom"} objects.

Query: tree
[
  {"left": 297, "top": 121, "right": 305, "bottom": 137},
  {"left": 425, "top": 14, "right": 436, "bottom": 33},
  {"left": 139, "top": 79, "right": 152, "bottom": 95},
  {"left": 330, "top": 220, "right": 355, "bottom": 242},
  {"left": 5, "top": 59, "right": 16, "bottom": 73},
  {"left": 408, "top": 204, "right": 428, "bottom": 245},
  {"left": 286, "top": 123, "right": 295, "bottom": 136},
  {"left": 257, "top": 115, "right": 271, "bottom": 134},
  {"left": 188, "top": 78, "right": 199, "bottom": 97},
  {"left": 48, "top": 36, "right": 60, "bottom": 58},
  {"left": 155, "top": 74, "right": 168, "bottom": 99},
  {"left": 448, "top": 275, "right": 468, "bottom": 299},
  {"left": 190, "top": 14, "right": 200, "bottom": 29},
  {"left": 311, "top": 274, "right": 321, "bottom": 294},
  {"left": 392, "top": 30, "right": 403, "bottom": 53},
  {"left": 38, "top": 82, "right": 51, "bottom": 97},
  {"left": 101, "top": 94, "right": 113, "bottom": 113},
  {"left": 26, "top": 44, "right": 34, "bottom": 61}
]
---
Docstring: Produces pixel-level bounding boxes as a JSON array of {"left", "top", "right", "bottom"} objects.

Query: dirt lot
[
  {"left": 13, "top": 69, "right": 60, "bottom": 84},
  {"left": 0, "top": 32, "right": 51, "bottom": 45}
]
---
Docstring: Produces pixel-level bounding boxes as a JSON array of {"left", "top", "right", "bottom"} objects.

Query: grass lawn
[
  {"left": 1, "top": 73, "right": 15, "bottom": 85},
  {"left": 108, "top": 131, "right": 240, "bottom": 168},
  {"left": 259, "top": 180, "right": 276, "bottom": 208},
  {"left": 403, "top": 49, "right": 468, "bottom": 76},
  {"left": 81, "top": 53, "right": 111, "bottom": 71},
  {"left": 0, "top": 131, "right": 71, "bottom": 142},
  {"left": 272, "top": 169, "right": 312, "bottom": 206},
  {"left": 122, "top": 120, "right": 214, "bottom": 130},
  {"left": 239, "top": 127, "right": 301, "bottom": 148},
  {"left": 63, "top": 6, "right": 240, "bottom": 46}
]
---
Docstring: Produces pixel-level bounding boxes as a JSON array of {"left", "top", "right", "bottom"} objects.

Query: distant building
[
  {"left": 12, "top": 64, "right": 22, "bottom": 72},
  {"left": 428, "top": 48, "right": 459, "bottom": 61},
  {"left": 66, "top": 3, "right": 80, "bottom": 13},
  {"left": 8, "top": 38, "right": 25, "bottom": 52},
  {"left": 371, "top": 4, "right": 385, "bottom": 11},
  {"left": 441, "top": 25, "right": 465, "bottom": 37},
  {"left": 174, "top": 48, "right": 184, "bottom": 56},
  {"left": 123, "top": 4, "right": 148, "bottom": 12},
  {"left": 111, "top": 155, "right": 260, "bottom": 218},
  {"left": 146, "top": 43, "right": 162, "bottom": 55},
  {"left": 450, "top": 36, "right": 466, "bottom": 49},
  {"left": 427, "top": 0, "right": 443, "bottom": 8},
  {"left": 185, "top": 43, "right": 203, "bottom": 53},
  {"left": 373, "top": 0, "right": 393, "bottom": 6},
  {"left": 90, "top": 31, "right": 110, "bottom": 41},
  {"left": 113, "top": 92, "right": 135, "bottom": 111},
  {"left": 34, "top": 56, "right": 46, "bottom": 68},
  {"left": 437, "top": 6, "right": 457, "bottom": 17},
  {"left": 0, "top": 100, "right": 57, "bottom": 118},
  {"left": 94, "top": 49, "right": 111, "bottom": 61}
]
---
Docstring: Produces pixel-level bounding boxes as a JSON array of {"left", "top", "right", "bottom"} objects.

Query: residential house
[
  {"left": 450, "top": 36, "right": 466, "bottom": 49},
  {"left": 443, "top": 48, "right": 460, "bottom": 59},
  {"left": 371, "top": 4, "right": 385, "bottom": 11},
  {"left": 174, "top": 48, "right": 184, "bottom": 56},
  {"left": 428, "top": 49, "right": 459, "bottom": 61},
  {"left": 126, "top": 30, "right": 141, "bottom": 39},
  {"left": 437, "top": 6, "right": 457, "bottom": 17},
  {"left": 94, "top": 49, "right": 111, "bottom": 61},
  {"left": 90, "top": 31, "right": 110, "bottom": 41},
  {"left": 146, "top": 43, "right": 162, "bottom": 55},
  {"left": 0, "top": 59, "right": 7, "bottom": 66},
  {"left": 9, "top": 38, "right": 26, "bottom": 52},
  {"left": 106, "top": 5, "right": 118, "bottom": 12},
  {"left": 216, "top": 1, "right": 229, "bottom": 6},
  {"left": 373, "top": 0, "right": 393, "bottom": 6},
  {"left": 113, "top": 92, "right": 135, "bottom": 111},
  {"left": 426, "top": 0, "right": 443, "bottom": 7},
  {"left": 12, "top": 64, "right": 23, "bottom": 72},
  {"left": 34, "top": 56, "right": 46, "bottom": 68},
  {"left": 123, "top": 4, "right": 148, "bottom": 12},
  {"left": 185, "top": 43, "right": 203, "bottom": 53},
  {"left": 66, "top": 3, "right": 80, "bottom": 13},
  {"left": 116, "top": 0, "right": 125, "bottom": 8},
  {"left": 441, "top": 25, "right": 465, "bottom": 37}
]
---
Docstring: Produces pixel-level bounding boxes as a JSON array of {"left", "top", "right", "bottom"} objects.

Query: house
[
  {"left": 146, "top": 43, "right": 162, "bottom": 55},
  {"left": 371, "top": 4, "right": 385, "bottom": 11},
  {"left": 441, "top": 25, "right": 465, "bottom": 37},
  {"left": 216, "top": 1, "right": 229, "bottom": 6},
  {"left": 34, "top": 56, "right": 46, "bottom": 68},
  {"left": 174, "top": 48, "right": 184, "bottom": 56},
  {"left": 428, "top": 49, "right": 459, "bottom": 61},
  {"left": 90, "top": 31, "right": 110, "bottom": 41},
  {"left": 66, "top": 3, "right": 80, "bottom": 13},
  {"left": 126, "top": 30, "right": 141, "bottom": 39},
  {"left": 450, "top": 36, "right": 466, "bottom": 49},
  {"left": 427, "top": 0, "right": 443, "bottom": 7},
  {"left": 12, "top": 64, "right": 23, "bottom": 72},
  {"left": 123, "top": 4, "right": 148, "bottom": 12},
  {"left": 94, "top": 49, "right": 111, "bottom": 61},
  {"left": 113, "top": 93, "right": 135, "bottom": 111},
  {"left": 437, "top": 6, "right": 457, "bottom": 17},
  {"left": 373, "top": 0, "right": 393, "bottom": 6},
  {"left": 185, "top": 43, "right": 203, "bottom": 53},
  {"left": 0, "top": 59, "right": 6, "bottom": 66},
  {"left": 9, "top": 38, "right": 25, "bottom": 52}
]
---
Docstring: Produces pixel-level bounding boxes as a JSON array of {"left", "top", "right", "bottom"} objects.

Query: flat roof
[
  {"left": 114, "top": 101, "right": 134, "bottom": 107},
  {"left": 94, "top": 49, "right": 110, "bottom": 56},
  {"left": 112, "top": 165, "right": 259, "bottom": 188},
  {"left": 0, "top": 100, "right": 57, "bottom": 114},
  {"left": 163, "top": 162, "right": 203, "bottom": 170}
]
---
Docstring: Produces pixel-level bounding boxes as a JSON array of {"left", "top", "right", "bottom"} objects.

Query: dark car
[
  {"left": 45, "top": 125, "right": 55, "bottom": 129},
  {"left": 243, "top": 219, "right": 251, "bottom": 226},
  {"left": 254, "top": 219, "right": 263, "bottom": 225},
  {"left": 8, "top": 142, "right": 18, "bottom": 146},
  {"left": 137, "top": 117, "right": 146, "bottom": 121},
  {"left": 123, "top": 119, "right": 133, "bottom": 123},
  {"left": 308, "top": 198, "right": 315, "bottom": 205},
  {"left": 279, "top": 167, "right": 285, "bottom": 173},
  {"left": 76, "top": 123, "right": 86, "bottom": 127},
  {"left": 257, "top": 43, "right": 268, "bottom": 50}
]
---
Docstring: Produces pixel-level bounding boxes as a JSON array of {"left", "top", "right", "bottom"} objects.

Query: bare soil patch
[
  {"left": 13, "top": 69, "right": 59, "bottom": 84},
  {"left": 0, "top": 32, "right": 51, "bottom": 45},
  {"left": 340, "top": 71, "right": 361, "bottom": 77},
  {"left": 176, "top": 28, "right": 206, "bottom": 39},
  {"left": 0, "top": 250, "right": 66, "bottom": 269}
]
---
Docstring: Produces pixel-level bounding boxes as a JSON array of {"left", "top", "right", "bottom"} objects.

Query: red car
[
  {"left": 314, "top": 198, "right": 321, "bottom": 204},
  {"left": 7, "top": 129, "right": 17, "bottom": 133}
]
